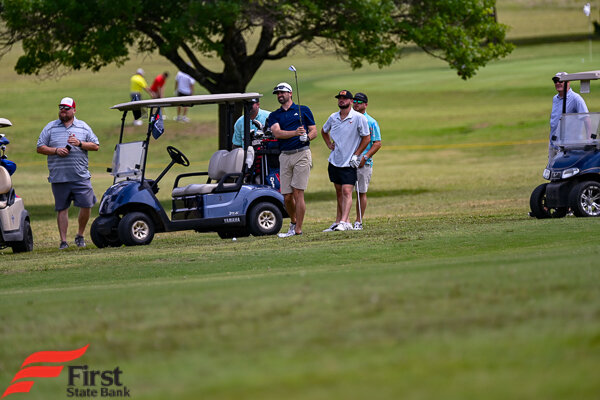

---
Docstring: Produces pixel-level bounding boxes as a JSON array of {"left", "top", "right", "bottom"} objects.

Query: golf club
[
  {"left": 288, "top": 65, "right": 303, "bottom": 125},
  {"left": 355, "top": 179, "right": 362, "bottom": 226}
]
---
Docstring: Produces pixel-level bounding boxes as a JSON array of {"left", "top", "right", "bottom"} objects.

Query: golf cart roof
[
  {"left": 0, "top": 118, "right": 12, "bottom": 128},
  {"left": 111, "top": 93, "right": 262, "bottom": 111},
  {"left": 559, "top": 71, "right": 600, "bottom": 82}
]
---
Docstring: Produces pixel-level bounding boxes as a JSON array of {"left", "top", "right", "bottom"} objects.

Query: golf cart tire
[
  {"left": 248, "top": 202, "right": 282, "bottom": 236},
  {"left": 118, "top": 212, "right": 155, "bottom": 246},
  {"left": 217, "top": 230, "right": 250, "bottom": 239},
  {"left": 91, "top": 218, "right": 122, "bottom": 248},
  {"left": 10, "top": 220, "right": 33, "bottom": 253},
  {"left": 568, "top": 180, "right": 600, "bottom": 217},
  {"left": 530, "top": 183, "right": 567, "bottom": 219}
]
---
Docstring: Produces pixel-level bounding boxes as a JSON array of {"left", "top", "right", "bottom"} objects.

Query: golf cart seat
[
  {"left": 0, "top": 166, "right": 14, "bottom": 208},
  {"left": 172, "top": 148, "right": 244, "bottom": 196}
]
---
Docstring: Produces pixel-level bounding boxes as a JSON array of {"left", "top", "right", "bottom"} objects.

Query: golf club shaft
[
  {"left": 293, "top": 71, "right": 303, "bottom": 126},
  {"left": 356, "top": 179, "right": 362, "bottom": 224}
]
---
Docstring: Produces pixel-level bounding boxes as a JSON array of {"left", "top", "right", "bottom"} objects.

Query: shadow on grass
[
  {"left": 306, "top": 188, "right": 430, "bottom": 202},
  {"left": 28, "top": 188, "right": 430, "bottom": 221}
]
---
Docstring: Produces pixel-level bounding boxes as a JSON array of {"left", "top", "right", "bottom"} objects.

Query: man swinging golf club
[{"left": 321, "top": 90, "right": 370, "bottom": 231}]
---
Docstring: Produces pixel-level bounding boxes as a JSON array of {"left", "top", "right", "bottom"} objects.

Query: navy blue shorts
[
  {"left": 328, "top": 163, "right": 357, "bottom": 186},
  {"left": 51, "top": 180, "right": 97, "bottom": 211}
]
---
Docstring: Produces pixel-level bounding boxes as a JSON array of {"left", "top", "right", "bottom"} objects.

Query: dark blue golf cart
[
  {"left": 90, "top": 93, "right": 287, "bottom": 247},
  {"left": 530, "top": 70, "right": 600, "bottom": 218}
]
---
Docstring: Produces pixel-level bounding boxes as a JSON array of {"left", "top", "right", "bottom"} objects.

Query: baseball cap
[
  {"left": 272, "top": 82, "right": 292, "bottom": 94},
  {"left": 353, "top": 92, "right": 368, "bottom": 103},
  {"left": 250, "top": 98, "right": 260, "bottom": 103},
  {"left": 136, "top": 68, "right": 144, "bottom": 75},
  {"left": 552, "top": 72, "right": 567, "bottom": 83},
  {"left": 59, "top": 97, "right": 76, "bottom": 109},
  {"left": 335, "top": 90, "right": 353, "bottom": 99}
]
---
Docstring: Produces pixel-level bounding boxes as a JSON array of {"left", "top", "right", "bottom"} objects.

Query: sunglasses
[
  {"left": 59, "top": 105, "right": 72, "bottom": 110},
  {"left": 353, "top": 100, "right": 365, "bottom": 104}
]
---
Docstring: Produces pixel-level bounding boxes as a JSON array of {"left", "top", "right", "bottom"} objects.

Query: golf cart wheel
[
  {"left": 217, "top": 230, "right": 250, "bottom": 239},
  {"left": 248, "top": 202, "right": 282, "bottom": 236},
  {"left": 118, "top": 212, "right": 155, "bottom": 246},
  {"left": 91, "top": 218, "right": 122, "bottom": 248},
  {"left": 530, "top": 183, "right": 567, "bottom": 219},
  {"left": 11, "top": 220, "right": 33, "bottom": 253},
  {"left": 569, "top": 181, "right": 600, "bottom": 217}
]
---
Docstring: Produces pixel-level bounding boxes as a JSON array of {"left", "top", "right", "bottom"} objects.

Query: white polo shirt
[{"left": 323, "top": 108, "right": 370, "bottom": 167}]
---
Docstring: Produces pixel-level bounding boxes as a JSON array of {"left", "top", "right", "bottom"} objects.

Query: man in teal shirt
[
  {"left": 352, "top": 92, "right": 382, "bottom": 230},
  {"left": 232, "top": 98, "right": 270, "bottom": 148}
]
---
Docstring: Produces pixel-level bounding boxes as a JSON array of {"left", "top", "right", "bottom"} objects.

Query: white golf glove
[
  {"left": 349, "top": 154, "right": 360, "bottom": 168},
  {"left": 299, "top": 133, "right": 308, "bottom": 142}
]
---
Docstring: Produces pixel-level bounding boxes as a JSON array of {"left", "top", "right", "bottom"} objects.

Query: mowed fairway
[{"left": 1, "top": 7, "right": 600, "bottom": 400}]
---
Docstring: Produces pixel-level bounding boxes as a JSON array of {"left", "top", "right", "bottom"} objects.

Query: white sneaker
[
  {"left": 334, "top": 222, "right": 353, "bottom": 231},
  {"left": 278, "top": 223, "right": 296, "bottom": 238},
  {"left": 133, "top": 120, "right": 143, "bottom": 126},
  {"left": 180, "top": 116, "right": 190, "bottom": 123},
  {"left": 322, "top": 222, "right": 339, "bottom": 232},
  {"left": 174, "top": 116, "right": 181, "bottom": 121},
  {"left": 353, "top": 221, "right": 363, "bottom": 230}
]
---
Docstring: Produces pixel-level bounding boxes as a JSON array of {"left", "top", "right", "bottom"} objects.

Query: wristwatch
[{"left": 78, "top": 140, "right": 83, "bottom": 148}]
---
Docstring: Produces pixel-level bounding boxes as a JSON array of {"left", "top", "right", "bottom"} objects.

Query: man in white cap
[
  {"left": 37, "top": 97, "right": 100, "bottom": 249},
  {"left": 268, "top": 82, "right": 317, "bottom": 237},
  {"left": 174, "top": 67, "right": 196, "bottom": 122},
  {"left": 549, "top": 71, "right": 589, "bottom": 160},
  {"left": 130, "top": 68, "right": 152, "bottom": 126}
]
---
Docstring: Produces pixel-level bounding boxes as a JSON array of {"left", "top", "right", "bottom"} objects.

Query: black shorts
[{"left": 328, "top": 163, "right": 357, "bottom": 185}]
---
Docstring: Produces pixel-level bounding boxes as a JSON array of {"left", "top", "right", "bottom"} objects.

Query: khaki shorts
[
  {"left": 279, "top": 149, "right": 312, "bottom": 194},
  {"left": 356, "top": 165, "right": 373, "bottom": 193}
]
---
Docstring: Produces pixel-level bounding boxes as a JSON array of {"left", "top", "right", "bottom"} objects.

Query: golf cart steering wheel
[{"left": 167, "top": 146, "right": 190, "bottom": 167}]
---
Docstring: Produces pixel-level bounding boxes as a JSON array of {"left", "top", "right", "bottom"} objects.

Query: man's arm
[
  {"left": 271, "top": 123, "right": 306, "bottom": 140},
  {"left": 354, "top": 135, "right": 371, "bottom": 156},
  {"left": 37, "top": 145, "right": 70, "bottom": 157},
  {"left": 321, "top": 127, "right": 335, "bottom": 150}
]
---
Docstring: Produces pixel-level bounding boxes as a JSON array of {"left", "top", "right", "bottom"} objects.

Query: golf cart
[
  {"left": 90, "top": 93, "right": 287, "bottom": 247},
  {"left": 530, "top": 70, "right": 600, "bottom": 218},
  {"left": 0, "top": 118, "right": 34, "bottom": 253}
]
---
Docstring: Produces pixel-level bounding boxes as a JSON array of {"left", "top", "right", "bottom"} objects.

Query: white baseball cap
[
  {"left": 272, "top": 82, "right": 292, "bottom": 94},
  {"left": 136, "top": 68, "right": 144, "bottom": 75},
  {"left": 59, "top": 97, "right": 76, "bottom": 109},
  {"left": 552, "top": 72, "right": 567, "bottom": 83}
]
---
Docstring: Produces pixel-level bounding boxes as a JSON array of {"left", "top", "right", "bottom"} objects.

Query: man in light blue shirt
[
  {"left": 232, "top": 98, "right": 270, "bottom": 148},
  {"left": 352, "top": 92, "right": 382, "bottom": 230},
  {"left": 549, "top": 72, "right": 588, "bottom": 159},
  {"left": 37, "top": 97, "right": 100, "bottom": 249}
]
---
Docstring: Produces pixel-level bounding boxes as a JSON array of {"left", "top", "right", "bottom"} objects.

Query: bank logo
[
  {"left": 2, "top": 344, "right": 130, "bottom": 398},
  {"left": 2, "top": 344, "right": 89, "bottom": 398}
]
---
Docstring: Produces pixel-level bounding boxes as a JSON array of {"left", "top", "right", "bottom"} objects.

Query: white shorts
[{"left": 356, "top": 165, "right": 373, "bottom": 193}]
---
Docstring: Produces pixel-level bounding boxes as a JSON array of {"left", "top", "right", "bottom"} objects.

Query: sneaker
[
  {"left": 74, "top": 235, "right": 86, "bottom": 248},
  {"left": 133, "top": 119, "right": 143, "bottom": 126},
  {"left": 353, "top": 221, "right": 363, "bottom": 230},
  {"left": 322, "top": 222, "right": 339, "bottom": 232},
  {"left": 278, "top": 223, "right": 296, "bottom": 238},
  {"left": 180, "top": 116, "right": 190, "bottom": 123},
  {"left": 334, "top": 222, "right": 353, "bottom": 231},
  {"left": 59, "top": 241, "right": 69, "bottom": 250},
  {"left": 174, "top": 115, "right": 181, "bottom": 121}
]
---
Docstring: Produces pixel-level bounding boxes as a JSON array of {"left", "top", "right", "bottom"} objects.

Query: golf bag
[{"left": 248, "top": 122, "right": 281, "bottom": 192}]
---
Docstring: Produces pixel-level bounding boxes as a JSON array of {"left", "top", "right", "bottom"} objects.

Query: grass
[{"left": 1, "top": 2, "right": 600, "bottom": 399}]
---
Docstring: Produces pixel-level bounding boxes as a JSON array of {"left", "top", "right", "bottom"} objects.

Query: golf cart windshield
[
  {"left": 557, "top": 112, "right": 600, "bottom": 149},
  {"left": 111, "top": 141, "right": 146, "bottom": 182}
]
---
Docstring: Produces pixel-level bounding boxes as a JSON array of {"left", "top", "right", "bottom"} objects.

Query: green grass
[{"left": 1, "top": 3, "right": 600, "bottom": 399}]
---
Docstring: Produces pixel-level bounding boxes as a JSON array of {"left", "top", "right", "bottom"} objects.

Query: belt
[{"left": 281, "top": 147, "right": 309, "bottom": 155}]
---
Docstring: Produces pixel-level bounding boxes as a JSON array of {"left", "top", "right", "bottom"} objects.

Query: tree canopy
[{"left": 0, "top": 0, "right": 512, "bottom": 145}]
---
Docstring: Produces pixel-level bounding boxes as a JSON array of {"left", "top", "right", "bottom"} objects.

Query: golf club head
[{"left": 288, "top": 65, "right": 297, "bottom": 72}]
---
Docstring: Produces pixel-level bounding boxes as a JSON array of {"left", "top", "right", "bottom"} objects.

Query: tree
[{"left": 0, "top": 0, "right": 513, "bottom": 147}]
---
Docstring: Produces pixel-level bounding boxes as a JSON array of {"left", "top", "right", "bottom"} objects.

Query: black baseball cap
[
  {"left": 353, "top": 92, "right": 368, "bottom": 103},
  {"left": 335, "top": 90, "right": 353, "bottom": 99}
]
